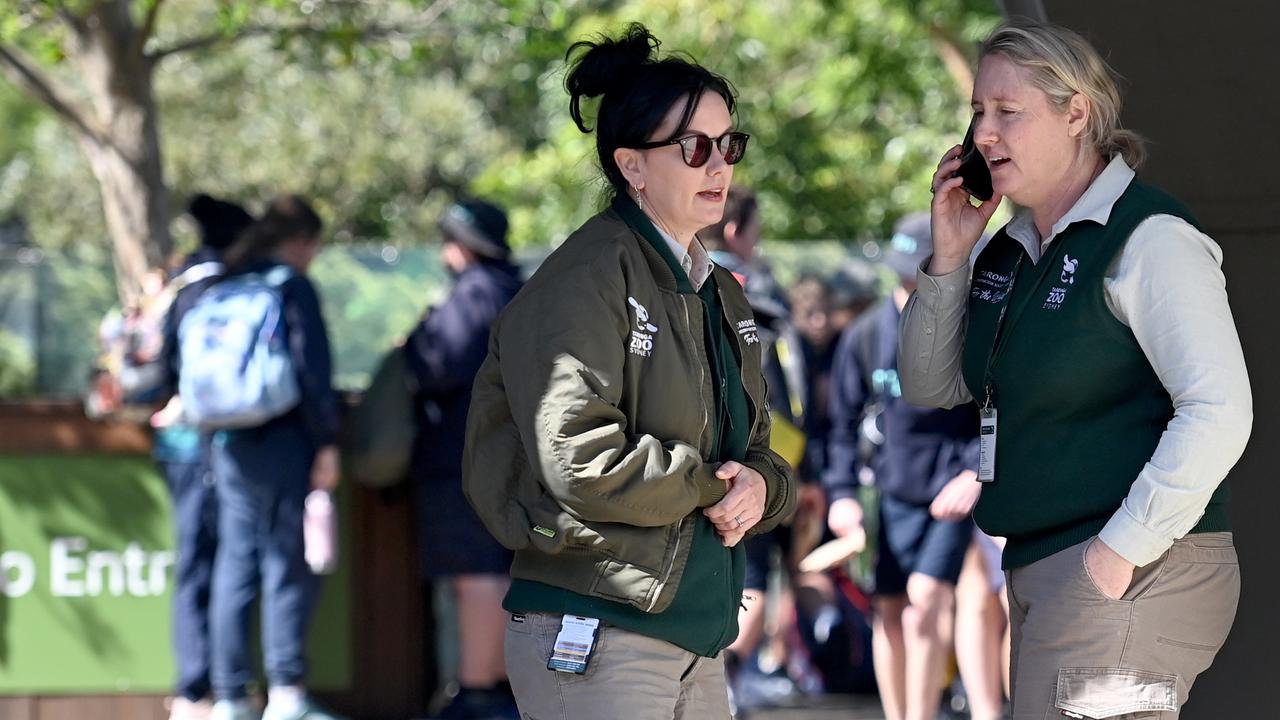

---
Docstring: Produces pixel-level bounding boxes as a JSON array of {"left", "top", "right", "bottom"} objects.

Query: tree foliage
[
  {"left": 0, "top": 0, "right": 619, "bottom": 243},
  {"left": 1, "top": 0, "right": 999, "bottom": 255},
  {"left": 476, "top": 0, "right": 1001, "bottom": 247},
  {"left": 0, "top": 0, "right": 1001, "bottom": 393}
]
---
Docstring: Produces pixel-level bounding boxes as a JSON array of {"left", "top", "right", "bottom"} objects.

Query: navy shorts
[
  {"left": 416, "top": 475, "right": 511, "bottom": 579},
  {"left": 743, "top": 524, "right": 794, "bottom": 591},
  {"left": 874, "top": 494, "right": 972, "bottom": 595}
]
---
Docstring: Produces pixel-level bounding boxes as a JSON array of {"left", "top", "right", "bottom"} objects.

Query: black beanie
[{"left": 189, "top": 193, "right": 254, "bottom": 251}]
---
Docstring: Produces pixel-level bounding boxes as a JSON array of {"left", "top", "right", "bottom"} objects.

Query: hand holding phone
[{"left": 928, "top": 118, "right": 1003, "bottom": 276}]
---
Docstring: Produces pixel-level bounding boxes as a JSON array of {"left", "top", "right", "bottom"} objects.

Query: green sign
[{"left": 0, "top": 455, "right": 351, "bottom": 694}]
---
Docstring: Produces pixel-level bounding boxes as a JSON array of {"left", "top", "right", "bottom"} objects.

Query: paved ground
[{"left": 747, "top": 694, "right": 887, "bottom": 719}]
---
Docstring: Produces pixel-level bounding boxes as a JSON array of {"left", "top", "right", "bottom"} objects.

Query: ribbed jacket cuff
[
  {"left": 746, "top": 450, "right": 795, "bottom": 524},
  {"left": 695, "top": 463, "right": 728, "bottom": 507}
]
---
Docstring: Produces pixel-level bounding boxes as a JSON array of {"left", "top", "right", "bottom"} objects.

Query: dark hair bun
[
  {"left": 188, "top": 193, "right": 217, "bottom": 221},
  {"left": 187, "top": 193, "right": 253, "bottom": 250},
  {"left": 565, "top": 23, "right": 659, "bottom": 132}
]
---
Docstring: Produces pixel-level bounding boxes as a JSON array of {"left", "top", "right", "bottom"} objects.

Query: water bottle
[{"left": 304, "top": 489, "right": 339, "bottom": 575}]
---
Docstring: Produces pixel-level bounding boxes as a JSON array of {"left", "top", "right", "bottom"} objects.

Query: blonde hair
[{"left": 980, "top": 22, "right": 1146, "bottom": 169}]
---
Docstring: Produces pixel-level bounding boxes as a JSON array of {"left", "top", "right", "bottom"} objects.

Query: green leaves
[
  {"left": 1, "top": 0, "right": 1002, "bottom": 276},
  {"left": 0, "top": 0, "right": 1001, "bottom": 389},
  {"left": 478, "top": 0, "right": 1000, "bottom": 246}
]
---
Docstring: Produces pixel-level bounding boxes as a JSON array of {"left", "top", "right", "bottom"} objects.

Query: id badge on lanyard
[
  {"left": 978, "top": 402, "right": 997, "bottom": 483},
  {"left": 977, "top": 253, "right": 1027, "bottom": 485}
]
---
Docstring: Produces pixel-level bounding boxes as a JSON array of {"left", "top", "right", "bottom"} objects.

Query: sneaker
[
  {"left": 210, "top": 699, "right": 258, "bottom": 720},
  {"left": 261, "top": 696, "right": 347, "bottom": 720},
  {"left": 731, "top": 662, "right": 799, "bottom": 713},
  {"left": 168, "top": 697, "right": 214, "bottom": 720}
]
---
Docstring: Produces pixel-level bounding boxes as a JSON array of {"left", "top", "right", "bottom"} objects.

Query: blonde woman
[{"left": 901, "top": 21, "right": 1251, "bottom": 720}]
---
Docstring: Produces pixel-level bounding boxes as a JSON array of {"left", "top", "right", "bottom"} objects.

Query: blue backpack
[{"left": 178, "top": 266, "right": 300, "bottom": 429}]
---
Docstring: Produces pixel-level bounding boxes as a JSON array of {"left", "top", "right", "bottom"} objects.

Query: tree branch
[
  {"left": 148, "top": 0, "right": 459, "bottom": 62},
  {"left": 50, "top": 0, "right": 88, "bottom": 37},
  {"left": 417, "top": 0, "right": 459, "bottom": 29},
  {"left": 0, "top": 43, "right": 103, "bottom": 143},
  {"left": 138, "top": 0, "right": 166, "bottom": 47},
  {"left": 928, "top": 24, "right": 975, "bottom": 99},
  {"left": 147, "top": 24, "right": 293, "bottom": 61}
]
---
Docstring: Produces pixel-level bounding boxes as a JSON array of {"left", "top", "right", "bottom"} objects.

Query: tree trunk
[
  {"left": 929, "top": 24, "right": 976, "bottom": 101},
  {"left": 71, "top": 1, "right": 171, "bottom": 307}
]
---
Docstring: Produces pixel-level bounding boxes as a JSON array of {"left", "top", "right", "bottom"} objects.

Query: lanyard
[
  {"left": 979, "top": 258, "right": 1017, "bottom": 410},
  {"left": 979, "top": 240, "right": 1068, "bottom": 408},
  {"left": 979, "top": 251, "right": 1029, "bottom": 409}
]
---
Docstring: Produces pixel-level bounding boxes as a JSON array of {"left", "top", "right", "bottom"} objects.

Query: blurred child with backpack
[
  {"left": 155, "top": 194, "right": 253, "bottom": 720},
  {"left": 187, "top": 196, "right": 343, "bottom": 720}
]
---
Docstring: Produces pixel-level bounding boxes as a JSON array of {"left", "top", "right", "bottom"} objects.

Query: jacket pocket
[
  {"left": 589, "top": 559, "right": 659, "bottom": 609},
  {"left": 1054, "top": 667, "right": 1178, "bottom": 718}
]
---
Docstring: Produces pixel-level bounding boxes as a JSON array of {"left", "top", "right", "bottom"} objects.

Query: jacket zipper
[
  {"left": 649, "top": 516, "right": 685, "bottom": 612},
  {"left": 716, "top": 286, "right": 759, "bottom": 439},
  {"left": 650, "top": 296, "right": 705, "bottom": 613}
]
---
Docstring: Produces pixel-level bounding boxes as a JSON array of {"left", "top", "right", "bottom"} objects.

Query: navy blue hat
[
  {"left": 439, "top": 199, "right": 511, "bottom": 260},
  {"left": 885, "top": 212, "right": 933, "bottom": 279}
]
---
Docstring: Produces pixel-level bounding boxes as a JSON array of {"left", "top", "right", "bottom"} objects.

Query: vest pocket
[{"left": 1054, "top": 667, "right": 1178, "bottom": 718}]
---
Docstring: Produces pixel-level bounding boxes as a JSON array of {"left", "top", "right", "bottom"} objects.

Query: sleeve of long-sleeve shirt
[
  {"left": 1097, "top": 215, "right": 1253, "bottom": 567},
  {"left": 960, "top": 434, "right": 981, "bottom": 474},
  {"left": 284, "top": 278, "right": 339, "bottom": 449},
  {"left": 898, "top": 261, "right": 975, "bottom": 409},
  {"left": 160, "top": 276, "right": 218, "bottom": 401},
  {"left": 404, "top": 281, "right": 494, "bottom": 396},
  {"left": 160, "top": 291, "right": 181, "bottom": 397},
  {"left": 822, "top": 323, "right": 871, "bottom": 502}
]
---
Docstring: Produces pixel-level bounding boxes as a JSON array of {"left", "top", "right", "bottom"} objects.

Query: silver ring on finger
[{"left": 734, "top": 515, "right": 745, "bottom": 529}]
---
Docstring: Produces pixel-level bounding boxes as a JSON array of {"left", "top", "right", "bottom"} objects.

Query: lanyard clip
[{"left": 983, "top": 384, "right": 994, "bottom": 412}]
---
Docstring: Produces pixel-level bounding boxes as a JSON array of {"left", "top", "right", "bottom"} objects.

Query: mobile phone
[{"left": 955, "top": 116, "right": 993, "bottom": 201}]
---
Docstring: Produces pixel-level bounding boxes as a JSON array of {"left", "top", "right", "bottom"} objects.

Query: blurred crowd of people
[{"left": 91, "top": 181, "right": 1012, "bottom": 720}]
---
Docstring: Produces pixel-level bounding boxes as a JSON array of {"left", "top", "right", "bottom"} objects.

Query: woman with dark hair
[
  {"left": 206, "top": 196, "right": 344, "bottom": 720},
  {"left": 463, "top": 23, "right": 795, "bottom": 719},
  {"left": 158, "top": 194, "right": 252, "bottom": 720}
]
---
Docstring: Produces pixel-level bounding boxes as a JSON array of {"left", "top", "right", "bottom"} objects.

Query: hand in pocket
[{"left": 1084, "top": 537, "right": 1136, "bottom": 600}]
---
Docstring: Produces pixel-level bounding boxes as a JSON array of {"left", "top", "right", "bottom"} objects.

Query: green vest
[
  {"left": 504, "top": 197, "right": 750, "bottom": 657},
  {"left": 961, "top": 180, "right": 1230, "bottom": 569}
]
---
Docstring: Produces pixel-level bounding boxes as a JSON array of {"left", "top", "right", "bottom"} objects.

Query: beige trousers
[
  {"left": 1006, "top": 533, "right": 1240, "bottom": 719},
  {"left": 504, "top": 612, "right": 731, "bottom": 720}
]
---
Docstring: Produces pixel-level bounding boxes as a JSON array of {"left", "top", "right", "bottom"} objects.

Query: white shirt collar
[
  {"left": 653, "top": 224, "right": 714, "bottom": 290},
  {"left": 1006, "top": 155, "right": 1136, "bottom": 263}
]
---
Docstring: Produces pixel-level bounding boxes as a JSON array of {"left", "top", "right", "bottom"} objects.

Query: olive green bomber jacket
[{"left": 462, "top": 207, "right": 795, "bottom": 614}]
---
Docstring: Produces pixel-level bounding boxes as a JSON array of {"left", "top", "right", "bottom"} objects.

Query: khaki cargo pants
[
  {"left": 1007, "top": 533, "right": 1240, "bottom": 719},
  {"left": 504, "top": 612, "right": 731, "bottom": 720}
]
